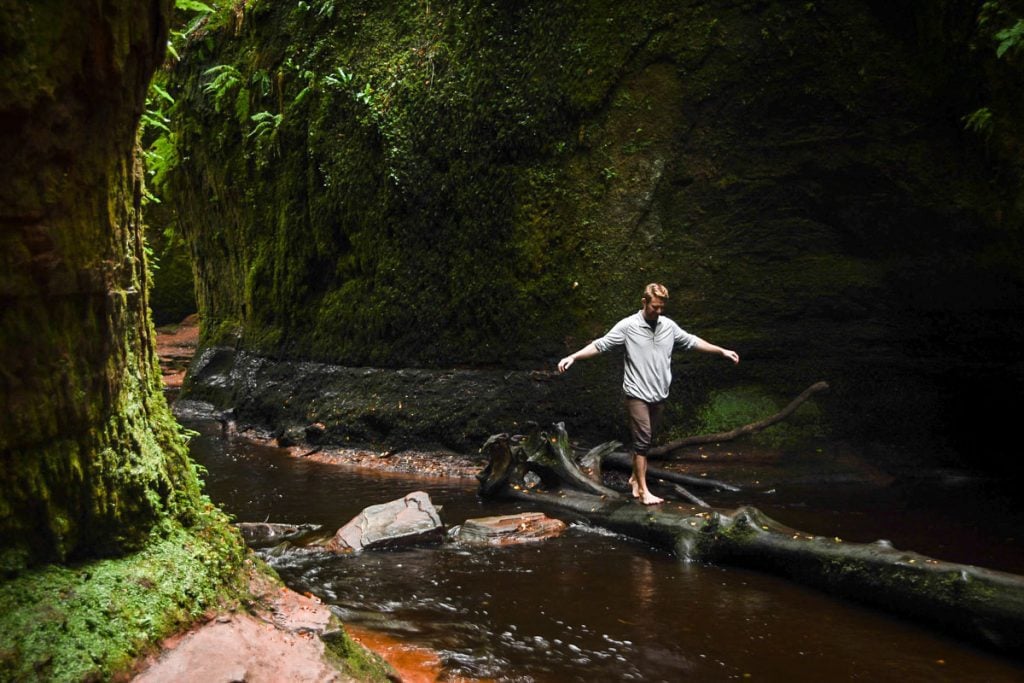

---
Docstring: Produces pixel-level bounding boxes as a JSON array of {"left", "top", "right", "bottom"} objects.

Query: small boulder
[
  {"left": 274, "top": 425, "right": 306, "bottom": 448},
  {"left": 304, "top": 421, "right": 327, "bottom": 442},
  {"left": 455, "top": 512, "right": 567, "bottom": 546},
  {"left": 325, "top": 491, "right": 443, "bottom": 553}
]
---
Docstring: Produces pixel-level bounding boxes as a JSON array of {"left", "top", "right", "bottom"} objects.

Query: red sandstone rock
[
  {"left": 131, "top": 573, "right": 352, "bottom": 683},
  {"left": 455, "top": 512, "right": 567, "bottom": 546}
]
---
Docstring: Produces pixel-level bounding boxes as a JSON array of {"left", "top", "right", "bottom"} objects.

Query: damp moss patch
[
  {"left": 0, "top": 508, "right": 248, "bottom": 683},
  {"left": 690, "top": 385, "right": 825, "bottom": 450}
]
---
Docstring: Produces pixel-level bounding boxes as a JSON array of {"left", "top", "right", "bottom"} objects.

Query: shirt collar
[{"left": 636, "top": 310, "right": 660, "bottom": 329}]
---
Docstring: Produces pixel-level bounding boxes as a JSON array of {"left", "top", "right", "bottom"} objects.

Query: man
[{"left": 557, "top": 283, "right": 739, "bottom": 505}]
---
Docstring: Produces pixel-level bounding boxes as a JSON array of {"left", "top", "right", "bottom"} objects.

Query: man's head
[{"left": 641, "top": 283, "right": 669, "bottom": 322}]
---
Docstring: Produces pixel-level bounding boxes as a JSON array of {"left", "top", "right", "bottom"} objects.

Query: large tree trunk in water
[
  {"left": 0, "top": 0, "right": 202, "bottom": 570},
  {"left": 479, "top": 426, "right": 1024, "bottom": 656}
]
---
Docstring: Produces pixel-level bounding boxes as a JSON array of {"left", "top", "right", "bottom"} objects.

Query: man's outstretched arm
[
  {"left": 558, "top": 342, "right": 601, "bottom": 372},
  {"left": 692, "top": 337, "right": 740, "bottom": 364}
]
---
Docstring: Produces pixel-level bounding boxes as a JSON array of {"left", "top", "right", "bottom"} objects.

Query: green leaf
[
  {"left": 152, "top": 84, "right": 175, "bottom": 104},
  {"left": 995, "top": 20, "right": 1024, "bottom": 59},
  {"left": 141, "top": 113, "right": 171, "bottom": 133},
  {"left": 175, "top": 0, "right": 214, "bottom": 12},
  {"left": 293, "top": 85, "right": 312, "bottom": 106}
]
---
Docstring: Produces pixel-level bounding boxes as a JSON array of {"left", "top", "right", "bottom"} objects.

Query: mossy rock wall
[
  {"left": 147, "top": 211, "right": 198, "bottom": 327},
  {"left": 171, "top": 1, "right": 1024, "bottom": 469},
  {"left": 0, "top": 0, "right": 207, "bottom": 568}
]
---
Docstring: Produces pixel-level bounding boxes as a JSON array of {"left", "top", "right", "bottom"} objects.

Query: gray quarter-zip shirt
[{"left": 592, "top": 310, "right": 697, "bottom": 403}]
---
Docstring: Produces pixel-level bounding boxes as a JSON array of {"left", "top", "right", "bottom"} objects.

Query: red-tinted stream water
[{"left": 186, "top": 419, "right": 1024, "bottom": 681}]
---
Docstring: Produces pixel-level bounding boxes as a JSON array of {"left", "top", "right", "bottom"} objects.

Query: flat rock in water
[
  {"left": 456, "top": 512, "right": 567, "bottom": 546},
  {"left": 325, "top": 491, "right": 443, "bottom": 552}
]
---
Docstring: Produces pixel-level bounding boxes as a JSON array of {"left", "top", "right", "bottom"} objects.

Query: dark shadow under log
[{"left": 478, "top": 428, "right": 1024, "bottom": 657}]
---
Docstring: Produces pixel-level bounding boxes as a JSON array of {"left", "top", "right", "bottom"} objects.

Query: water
[{"left": 186, "top": 419, "right": 1024, "bottom": 681}]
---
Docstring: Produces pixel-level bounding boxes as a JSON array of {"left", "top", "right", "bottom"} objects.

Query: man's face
[{"left": 642, "top": 296, "right": 666, "bottom": 322}]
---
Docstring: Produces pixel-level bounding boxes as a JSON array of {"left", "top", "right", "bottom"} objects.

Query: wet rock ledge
[{"left": 183, "top": 345, "right": 606, "bottom": 454}]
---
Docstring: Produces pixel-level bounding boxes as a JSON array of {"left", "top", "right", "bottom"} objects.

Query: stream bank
[
  {"left": 183, "top": 416, "right": 1024, "bottom": 681},
  {"left": 144, "top": 318, "right": 450, "bottom": 682},
  {"left": 155, "top": 317, "right": 1024, "bottom": 680}
]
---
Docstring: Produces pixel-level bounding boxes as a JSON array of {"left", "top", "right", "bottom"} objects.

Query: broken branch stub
[{"left": 577, "top": 440, "right": 622, "bottom": 483}]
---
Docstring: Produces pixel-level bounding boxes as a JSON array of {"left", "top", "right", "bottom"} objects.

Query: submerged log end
[{"left": 478, "top": 433, "right": 516, "bottom": 497}]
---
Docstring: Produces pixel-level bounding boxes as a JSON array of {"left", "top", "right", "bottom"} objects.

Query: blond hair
[{"left": 641, "top": 283, "right": 669, "bottom": 303}]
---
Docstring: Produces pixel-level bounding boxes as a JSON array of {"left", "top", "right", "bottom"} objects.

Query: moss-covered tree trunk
[{"left": 0, "top": 0, "right": 203, "bottom": 570}]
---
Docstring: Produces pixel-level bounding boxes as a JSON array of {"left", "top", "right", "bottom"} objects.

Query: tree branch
[{"left": 649, "top": 381, "right": 829, "bottom": 457}]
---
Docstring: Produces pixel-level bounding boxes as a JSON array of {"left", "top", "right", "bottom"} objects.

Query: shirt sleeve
[
  {"left": 593, "top": 318, "right": 629, "bottom": 352},
  {"left": 673, "top": 323, "right": 697, "bottom": 350}
]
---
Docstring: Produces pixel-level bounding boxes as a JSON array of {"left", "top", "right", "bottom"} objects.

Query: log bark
[
  {"left": 482, "top": 424, "right": 622, "bottom": 500},
  {"left": 478, "top": 428, "right": 1024, "bottom": 656}
]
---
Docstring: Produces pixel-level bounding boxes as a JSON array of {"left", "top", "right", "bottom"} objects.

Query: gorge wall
[{"left": 167, "top": 0, "right": 1024, "bottom": 472}]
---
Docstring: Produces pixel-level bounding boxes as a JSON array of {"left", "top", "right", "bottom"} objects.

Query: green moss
[
  {"left": 165, "top": 1, "right": 1024, "bottom": 464},
  {"left": 168, "top": 0, "right": 681, "bottom": 366},
  {"left": 689, "top": 385, "right": 824, "bottom": 450},
  {"left": 147, "top": 223, "right": 198, "bottom": 326},
  {"left": 322, "top": 627, "right": 394, "bottom": 682},
  {"left": 0, "top": 509, "right": 247, "bottom": 682}
]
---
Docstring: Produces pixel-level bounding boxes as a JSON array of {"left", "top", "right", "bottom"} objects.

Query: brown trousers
[{"left": 626, "top": 398, "right": 665, "bottom": 456}]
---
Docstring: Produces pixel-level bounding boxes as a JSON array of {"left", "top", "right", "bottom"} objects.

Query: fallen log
[
  {"left": 478, "top": 426, "right": 1024, "bottom": 657},
  {"left": 587, "top": 449, "right": 717, "bottom": 505},
  {"left": 649, "top": 380, "right": 829, "bottom": 457},
  {"left": 481, "top": 429, "right": 622, "bottom": 500},
  {"left": 671, "top": 484, "right": 708, "bottom": 507},
  {"left": 601, "top": 451, "right": 741, "bottom": 492}
]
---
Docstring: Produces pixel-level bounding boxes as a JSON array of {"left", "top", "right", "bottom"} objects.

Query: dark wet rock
[
  {"left": 274, "top": 425, "right": 306, "bottom": 448},
  {"left": 235, "top": 522, "right": 323, "bottom": 549},
  {"left": 454, "top": 513, "right": 567, "bottom": 546},
  {"left": 324, "top": 491, "right": 443, "bottom": 553},
  {"left": 304, "top": 422, "right": 327, "bottom": 442},
  {"left": 170, "top": 398, "right": 224, "bottom": 422},
  {"left": 184, "top": 347, "right": 579, "bottom": 453}
]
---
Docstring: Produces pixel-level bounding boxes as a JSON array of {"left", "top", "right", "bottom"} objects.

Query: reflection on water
[{"left": 187, "top": 420, "right": 1024, "bottom": 681}]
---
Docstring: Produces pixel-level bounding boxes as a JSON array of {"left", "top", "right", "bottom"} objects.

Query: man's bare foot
[
  {"left": 639, "top": 490, "right": 664, "bottom": 505},
  {"left": 628, "top": 476, "right": 641, "bottom": 499}
]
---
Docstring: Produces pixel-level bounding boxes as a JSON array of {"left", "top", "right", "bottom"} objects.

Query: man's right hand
[{"left": 558, "top": 356, "right": 574, "bottom": 373}]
